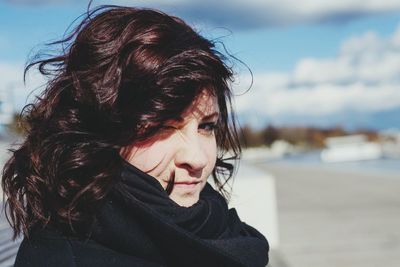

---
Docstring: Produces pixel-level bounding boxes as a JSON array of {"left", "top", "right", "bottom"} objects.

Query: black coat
[
  {"left": 15, "top": 226, "right": 162, "bottom": 267},
  {"left": 14, "top": 161, "right": 269, "bottom": 267}
]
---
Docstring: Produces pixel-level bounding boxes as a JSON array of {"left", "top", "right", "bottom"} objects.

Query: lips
[
  {"left": 174, "top": 181, "right": 200, "bottom": 185},
  {"left": 164, "top": 171, "right": 202, "bottom": 185},
  {"left": 173, "top": 181, "right": 200, "bottom": 192}
]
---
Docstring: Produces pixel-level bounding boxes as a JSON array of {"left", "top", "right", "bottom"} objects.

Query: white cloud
[
  {"left": 7, "top": 0, "right": 400, "bottom": 29},
  {"left": 236, "top": 81, "right": 400, "bottom": 115},
  {"left": 234, "top": 24, "right": 400, "bottom": 126},
  {"left": 105, "top": 0, "right": 400, "bottom": 29},
  {"left": 293, "top": 30, "right": 400, "bottom": 84},
  {"left": 8, "top": 0, "right": 400, "bottom": 32}
]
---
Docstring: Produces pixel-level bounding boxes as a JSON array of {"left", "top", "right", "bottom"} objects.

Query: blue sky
[{"left": 1, "top": 0, "right": 400, "bottom": 130}]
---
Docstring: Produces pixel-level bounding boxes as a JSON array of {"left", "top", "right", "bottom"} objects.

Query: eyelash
[
  {"left": 161, "top": 122, "right": 217, "bottom": 135},
  {"left": 199, "top": 122, "right": 217, "bottom": 133}
]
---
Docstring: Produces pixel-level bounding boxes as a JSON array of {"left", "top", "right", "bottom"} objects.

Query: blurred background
[{"left": 0, "top": 0, "right": 399, "bottom": 266}]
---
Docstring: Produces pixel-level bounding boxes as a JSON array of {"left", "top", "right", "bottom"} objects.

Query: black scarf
[{"left": 90, "top": 160, "right": 269, "bottom": 267}]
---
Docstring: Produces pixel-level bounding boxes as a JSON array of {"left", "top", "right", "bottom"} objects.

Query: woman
[{"left": 2, "top": 5, "right": 269, "bottom": 267}]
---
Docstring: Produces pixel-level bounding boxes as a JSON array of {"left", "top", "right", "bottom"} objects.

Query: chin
[{"left": 170, "top": 194, "right": 200, "bottom": 207}]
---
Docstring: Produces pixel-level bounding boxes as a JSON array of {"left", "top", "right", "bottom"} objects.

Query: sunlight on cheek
[{"left": 127, "top": 141, "right": 171, "bottom": 173}]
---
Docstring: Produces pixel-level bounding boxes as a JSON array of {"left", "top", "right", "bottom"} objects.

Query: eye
[
  {"left": 157, "top": 124, "right": 179, "bottom": 139},
  {"left": 199, "top": 122, "right": 217, "bottom": 134},
  {"left": 161, "top": 117, "right": 184, "bottom": 131},
  {"left": 162, "top": 125, "right": 178, "bottom": 130}
]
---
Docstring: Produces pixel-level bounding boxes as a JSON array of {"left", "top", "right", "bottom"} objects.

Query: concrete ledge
[{"left": 229, "top": 161, "right": 279, "bottom": 249}]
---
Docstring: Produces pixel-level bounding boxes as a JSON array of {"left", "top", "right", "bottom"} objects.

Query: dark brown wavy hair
[{"left": 1, "top": 5, "right": 241, "bottom": 239}]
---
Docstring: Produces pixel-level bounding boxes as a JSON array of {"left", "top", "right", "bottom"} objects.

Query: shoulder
[
  {"left": 14, "top": 227, "right": 163, "bottom": 267},
  {"left": 14, "top": 227, "right": 76, "bottom": 267}
]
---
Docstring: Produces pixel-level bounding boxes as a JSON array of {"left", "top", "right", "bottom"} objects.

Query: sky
[{"left": 1, "top": 0, "right": 400, "bottom": 130}]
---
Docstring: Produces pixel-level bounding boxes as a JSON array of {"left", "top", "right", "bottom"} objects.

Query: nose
[{"left": 174, "top": 131, "right": 208, "bottom": 173}]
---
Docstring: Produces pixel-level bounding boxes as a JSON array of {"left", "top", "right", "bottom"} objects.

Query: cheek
[
  {"left": 203, "top": 137, "right": 217, "bottom": 172},
  {"left": 125, "top": 140, "right": 174, "bottom": 174}
]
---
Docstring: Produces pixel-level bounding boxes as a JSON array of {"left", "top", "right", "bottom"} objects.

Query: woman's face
[{"left": 120, "top": 90, "right": 219, "bottom": 207}]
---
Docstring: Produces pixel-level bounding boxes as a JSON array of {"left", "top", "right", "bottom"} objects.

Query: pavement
[{"left": 251, "top": 161, "right": 400, "bottom": 267}]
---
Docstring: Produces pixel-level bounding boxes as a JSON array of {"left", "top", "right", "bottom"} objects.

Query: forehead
[{"left": 182, "top": 90, "right": 219, "bottom": 120}]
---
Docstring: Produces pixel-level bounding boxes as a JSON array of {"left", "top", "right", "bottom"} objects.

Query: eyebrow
[
  {"left": 202, "top": 111, "right": 220, "bottom": 121},
  {"left": 173, "top": 111, "right": 220, "bottom": 123}
]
